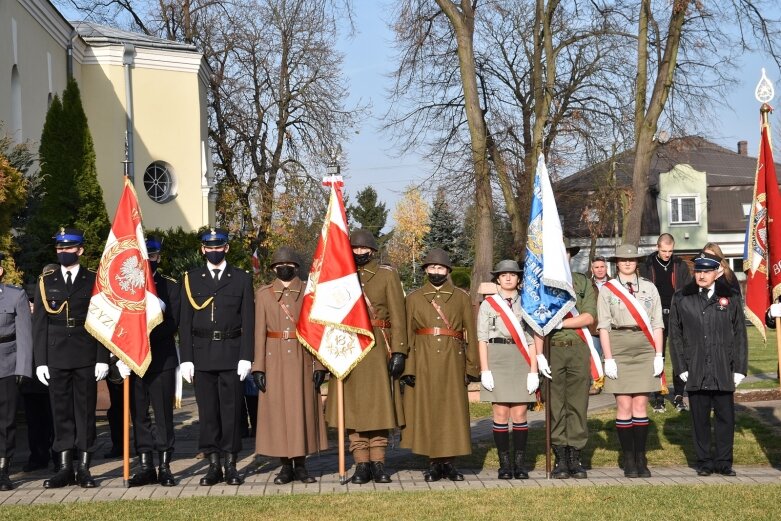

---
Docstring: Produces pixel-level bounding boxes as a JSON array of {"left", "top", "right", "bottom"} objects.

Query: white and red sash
[
  {"left": 485, "top": 294, "right": 532, "bottom": 366},
  {"left": 565, "top": 309, "right": 603, "bottom": 380},
  {"left": 605, "top": 279, "right": 666, "bottom": 387}
]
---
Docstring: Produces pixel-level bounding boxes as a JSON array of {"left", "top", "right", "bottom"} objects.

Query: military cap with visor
[
  {"left": 146, "top": 235, "right": 163, "bottom": 254},
  {"left": 693, "top": 251, "right": 722, "bottom": 272},
  {"left": 54, "top": 228, "right": 84, "bottom": 247},
  {"left": 200, "top": 228, "right": 229, "bottom": 247}
]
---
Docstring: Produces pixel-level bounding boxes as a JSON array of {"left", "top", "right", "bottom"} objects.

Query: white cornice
[
  {"left": 80, "top": 45, "right": 204, "bottom": 74},
  {"left": 18, "top": 0, "right": 73, "bottom": 48}
]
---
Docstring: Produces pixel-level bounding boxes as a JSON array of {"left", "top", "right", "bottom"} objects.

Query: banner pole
[
  {"left": 338, "top": 378, "right": 347, "bottom": 484},
  {"left": 544, "top": 335, "right": 552, "bottom": 479},
  {"left": 776, "top": 317, "right": 781, "bottom": 390},
  {"left": 123, "top": 376, "right": 130, "bottom": 487}
]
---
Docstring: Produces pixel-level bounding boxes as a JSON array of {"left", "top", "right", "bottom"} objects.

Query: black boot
[
  {"left": 633, "top": 417, "right": 651, "bottom": 478},
  {"left": 199, "top": 452, "right": 223, "bottom": 486},
  {"left": 128, "top": 452, "right": 157, "bottom": 487},
  {"left": 224, "top": 453, "right": 243, "bottom": 485},
  {"left": 441, "top": 461, "right": 464, "bottom": 481},
  {"left": 44, "top": 450, "right": 75, "bottom": 488},
  {"left": 497, "top": 451, "right": 513, "bottom": 480},
  {"left": 636, "top": 452, "right": 651, "bottom": 478},
  {"left": 293, "top": 457, "right": 316, "bottom": 484},
  {"left": 551, "top": 446, "right": 570, "bottom": 479},
  {"left": 513, "top": 451, "right": 529, "bottom": 479},
  {"left": 567, "top": 447, "right": 588, "bottom": 479},
  {"left": 274, "top": 458, "right": 294, "bottom": 485},
  {"left": 0, "top": 458, "right": 12, "bottom": 491},
  {"left": 76, "top": 452, "right": 97, "bottom": 488},
  {"left": 350, "top": 462, "right": 372, "bottom": 484},
  {"left": 616, "top": 424, "right": 637, "bottom": 478},
  {"left": 158, "top": 451, "right": 176, "bottom": 487},
  {"left": 370, "top": 461, "right": 391, "bottom": 483},
  {"left": 424, "top": 460, "right": 442, "bottom": 482}
]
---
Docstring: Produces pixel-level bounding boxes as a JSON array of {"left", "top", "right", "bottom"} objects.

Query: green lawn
[{"left": 4, "top": 485, "right": 781, "bottom": 520}]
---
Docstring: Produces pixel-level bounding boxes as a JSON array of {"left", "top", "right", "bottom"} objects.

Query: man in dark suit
[
  {"left": 33, "top": 229, "right": 110, "bottom": 488},
  {"left": 118, "top": 236, "right": 181, "bottom": 487},
  {"left": 179, "top": 228, "right": 254, "bottom": 486},
  {"left": 0, "top": 253, "right": 34, "bottom": 491}
]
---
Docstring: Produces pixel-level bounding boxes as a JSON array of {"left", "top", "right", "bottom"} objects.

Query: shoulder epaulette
[
  {"left": 378, "top": 264, "right": 397, "bottom": 272},
  {"left": 41, "top": 268, "right": 56, "bottom": 277},
  {"left": 160, "top": 273, "right": 177, "bottom": 283},
  {"left": 455, "top": 287, "right": 471, "bottom": 297},
  {"left": 87, "top": 267, "right": 97, "bottom": 273},
  {"left": 406, "top": 287, "right": 423, "bottom": 296}
]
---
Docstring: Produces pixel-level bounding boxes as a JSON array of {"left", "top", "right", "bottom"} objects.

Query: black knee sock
[
  {"left": 632, "top": 417, "right": 649, "bottom": 453},
  {"left": 493, "top": 422, "right": 510, "bottom": 453},
  {"left": 615, "top": 418, "right": 634, "bottom": 452},
  {"left": 512, "top": 422, "right": 528, "bottom": 453}
]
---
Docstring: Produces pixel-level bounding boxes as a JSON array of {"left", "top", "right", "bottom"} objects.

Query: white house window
[
  {"left": 669, "top": 195, "right": 699, "bottom": 225},
  {"left": 143, "top": 161, "right": 176, "bottom": 203}
]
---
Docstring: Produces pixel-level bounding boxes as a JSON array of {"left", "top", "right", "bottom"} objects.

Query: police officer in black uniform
[
  {"left": 121, "top": 236, "right": 181, "bottom": 487},
  {"left": 0, "top": 253, "right": 34, "bottom": 491},
  {"left": 179, "top": 229, "right": 254, "bottom": 486},
  {"left": 33, "top": 229, "right": 110, "bottom": 488}
]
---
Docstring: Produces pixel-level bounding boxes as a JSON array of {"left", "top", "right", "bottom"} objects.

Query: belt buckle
[
  {"left": 66, "top": 318, "right": 76, "bottom": 327},
  {"left": 662, "top": 309, "right": 670, "bottom": 314},
  {"left": 212, "top": 331, "right": 223, "bottom": 341},
  {"left": 433, "top": 327, "right": 441, "bottom": 336},
  {"left": 282, "top": 331, "right": 290, "bottom": 340}
]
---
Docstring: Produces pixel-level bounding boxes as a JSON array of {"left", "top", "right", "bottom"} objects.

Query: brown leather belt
[
  {"left": 614, "top": 326, "right": 641, "bottom": 332},
  {"left": 371, "top": 319, "right": 391, "bottom": 329},
  {"left": 266, "top": 330, "right": 295, "bottom": 340},
  {"left": 415, "top": 327, "right": 464, "bottom": 340}
]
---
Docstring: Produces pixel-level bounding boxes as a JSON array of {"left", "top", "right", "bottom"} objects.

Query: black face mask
[
  {"left": 428, "top": 273, "right": 448, "bottom": 286},
  {"left": 353, "top": 252, "right": 372, "bottom": 266},
  {"left": 57, "top": 251, "right": 79, "bottom": 267},
  {"left": 205, "top": 250, "right": 226, "bottom": 265},
  {"left": 149, "top": 260, "right": 159, "bottom": 273},
  {"left": 274, "top": 265, "right": 296, "bottom": 282}
]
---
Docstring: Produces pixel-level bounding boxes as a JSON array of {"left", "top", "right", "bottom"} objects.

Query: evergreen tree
[
  {"left": 423, "top": 187, "right": 468, "bottom": 266},
  {"left": 348, "top": 186, "right": 388, "bottom": 237},
  {"left": 20, "top": 79, "right": 110, "bottom": 279}
]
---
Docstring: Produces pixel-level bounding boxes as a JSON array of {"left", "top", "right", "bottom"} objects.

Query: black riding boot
[
  {"left": 76, "top": 452, "right": 97, "bottom": 488},
  {"left": 128, "top": 452, "right": 157, "bottom": 487},
  {"left": 158, "top": 451, "right": 176, "bottom": 486},
  {"left": 0, "top": 458, "right": 13, "bottom": 491},
  {"left": 224, "top": 452, "right": 243, "bottom": 485},
  {"left": 44, "top": 450, "right": 75, "bottom": 488},
  {"left": 199, "top": 452, "right": 223, "bottom": 486}
]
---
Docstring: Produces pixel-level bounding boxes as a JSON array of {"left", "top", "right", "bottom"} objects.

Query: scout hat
[
  {"left": 693, "top": 251, "right": 722, "bottom": 272},
  {"left": 563, "top": 237, "right": 580, "bottom": 256},
  {"left": 491, "top": 259, "right": 522, "bottom": 277},
  {"left": 421, "top": 248, "right": 452, "bottom": 270},
  {"left": 146, "top": 235, "right": 163, "bottom": 254},
  {"left": 270, "top": 246, "right": 301, "bottom": 267},
  {"left": 200, "top": 228, "right": 229, "bottom": 247},
  {"left": 53, "top": 228, "right": 84, "bottom": 247},
  {"left": 350, "top": 229, "right": 379, "bottom": 251},
  {"left": 608, "top": 243, "right": 645, "bottom": 261}
]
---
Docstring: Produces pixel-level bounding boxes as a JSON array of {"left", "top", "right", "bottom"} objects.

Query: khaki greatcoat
[
  {"left": 253, "top": 277, "right": 327, "bottom": 457},
  {"left": 400, "top": 280, "right": 479, "bottom": 458},
  {"left": 325, "top": 260, "right": 407, "bottom": 431}
]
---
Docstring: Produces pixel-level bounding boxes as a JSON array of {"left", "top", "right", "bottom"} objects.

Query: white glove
[
  {"left": 536, "top": 354, "right": 552, "bottom": 379},
  {"left": 771, "top": 303, "right": 781, "bottom": 318},
  {"left": 36, "top": 365, "right": 50, "bottom": 386},
  {"left": 158, "top": 297, "right": 167, "bottom": 313},
  {"left": 604, "top": 359, "right": 618, "bottom": 379},
  {"left": 116, "top": 360, "right": 131, "bottom": 379},
  {"left": 480, "top": 370, "right": 495, "bottom": 391},
  {"left": 180, "top": 361, "right": 194, "bottom": 384},
  {"left": 527, "top": 372, "right": 540, "bottom": 394},
  {"left": 680, "top": 371, "right": 689, "bottom": 382},
  {"left": 653, "top": 355, "right": 664, "bottom": 377},
  {"left": 237, "top": 360, "right": 252, "bottom": 381},
  {"left": 734, "top": 373, "right": 745, "bottom": 387},
  {"left": 95, "top": 363, "right": 109, "bottom": 381}
]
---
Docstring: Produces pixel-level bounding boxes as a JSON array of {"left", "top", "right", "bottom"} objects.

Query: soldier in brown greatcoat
[
  {"left": 252, "top": 247, "right": 328, "bottom": 484},
  {"left": 400, "top": 248, "right": 479, "bottom": 482},
  {"left": 325, "top": 229, "right": 407, "bottom": 484}
]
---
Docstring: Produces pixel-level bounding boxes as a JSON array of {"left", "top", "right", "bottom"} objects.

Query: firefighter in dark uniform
[
  {"left": 0, "top": 253, "right": 34, "bottom": 491},
  {"left": 325, "top": 229, "right": 407, "bottom": 484},
  {"left": 120, "top": 236, "right": 181, "bottom": 487},
  {"left": 33, "top": 228, "right": 110, "bottom": 488},
  {"left": 179, "top": 228, "right": 254, "bottom": 486}
]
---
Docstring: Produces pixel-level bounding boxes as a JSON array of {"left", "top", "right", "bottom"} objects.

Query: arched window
[{"left": 143, "top": 161, "right": 177, "bottom": 203}]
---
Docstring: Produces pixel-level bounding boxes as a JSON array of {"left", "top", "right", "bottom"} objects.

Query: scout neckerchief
[
  {"left": 485, "top": 294, "right": 532, "bottom": 366},
  {"left": 605, "top": 278, "right": 667, "bottom": 391},
  {"left": 564, "top": 308, "right": 604, "bottom": 383}
]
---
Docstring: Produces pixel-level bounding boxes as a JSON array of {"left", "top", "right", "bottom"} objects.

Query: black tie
[
  {"left": 212, "top": 269, "right": 220, "bottom": 282},
  {"left": 700, "top": 287, "right": 708, "bottom": 300},
  {"left": 505, "top": 298, "right": 513, "bottom": 308},
  {"left": 626, "top": 282, "right": 634, "bottom": 296},
  {"left": 65, "top": 271, "right": 73, "bottom": 292}
]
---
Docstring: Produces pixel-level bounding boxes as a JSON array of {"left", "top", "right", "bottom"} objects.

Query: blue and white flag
[{"left": 521, "top": 154, "right": 576, "bottom": 336}]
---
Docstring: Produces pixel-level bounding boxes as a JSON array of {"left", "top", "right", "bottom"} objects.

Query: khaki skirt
[
  {"left": 480, "top": 340, "right": 536, "bottom": 403},
  {"left": 604, "top": 329, "right": 661, "bottom": 395}
]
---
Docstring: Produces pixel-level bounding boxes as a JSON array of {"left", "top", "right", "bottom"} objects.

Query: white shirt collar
[
  {"left": 61, "top": 264, "right": 80, "bottom": 280},
  {"left": 207, "top": 260, "right": 227, "bottom": 278}
]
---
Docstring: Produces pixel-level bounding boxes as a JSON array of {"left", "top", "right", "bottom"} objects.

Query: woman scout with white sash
[
  {"left": 477, "top": 260, "right": 538, "bottom": 480},
  {"left": 597, "top": 244, "right": 664, "bottom": 478}
]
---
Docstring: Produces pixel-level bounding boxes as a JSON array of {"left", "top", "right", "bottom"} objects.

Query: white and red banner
[
  {"left": 296, "top": 176, "right": 375, "bottom": 379},
  {"left": 86, "top": 177, "right": 162, "bottom": 377},
  {"left": 566, "top": 309, "right": 603, "bottom": 380}
]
